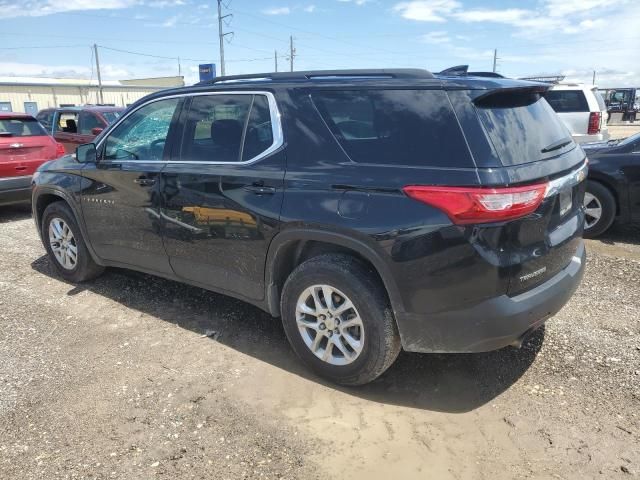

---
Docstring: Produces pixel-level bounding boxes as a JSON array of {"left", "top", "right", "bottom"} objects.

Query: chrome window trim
[
  {"left": 97, "top": 90, "right": 284, "bottom": 166},
  {"left": 544, "top": 160, "right": 588, "bottom": 198}
]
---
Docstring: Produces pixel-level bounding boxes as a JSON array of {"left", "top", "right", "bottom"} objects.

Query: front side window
[
  {"left": 103, "top": 98, "right": 180, "bottom": 161},
  {"left": 180, "top": 94, "right": 275, "bottom": 163},
  {"left": 79, "top": 112, "right": 103, "bottom": 135}
]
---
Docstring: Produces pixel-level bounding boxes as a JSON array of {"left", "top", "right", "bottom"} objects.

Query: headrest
[{"left": 210, "top": 119, "right": 242, "bottom": 148}]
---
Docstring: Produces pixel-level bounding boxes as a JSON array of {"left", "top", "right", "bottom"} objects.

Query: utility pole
[
  {"left": 178, "top": 57, "right": 182, "bottom": 77},
  {"left": 592, "top": 70, "right": 596, "bottom": 85},
  {"left": 492, "top": 48, "right": 498, "bottom": 73},
  {"left": 217, "top": 0, "right": 233, "bottom": 76},
  {"left": 93, "top": 44, "right": 104, "bottom": 105},
  {"left": 275, "top": 50, "right": 278, "bottom": 72},
  {"left": 289, "top": 36, "right": 295, "bottom": 72}
]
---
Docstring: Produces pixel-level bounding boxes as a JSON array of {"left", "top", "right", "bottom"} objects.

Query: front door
[
  {"left": 80, "top": 97, "right": 182, "bottom": 274},
  {"left": 161, "top": 92, "right": 285, "bottom": 300}
]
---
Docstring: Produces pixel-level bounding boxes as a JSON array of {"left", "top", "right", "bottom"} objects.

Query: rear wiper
[
  {"left": 0, "top": 132, "right": 12, "bottom": 137},
  {"left": 541, "top": 137, "right": 572, "bottom": 154}
]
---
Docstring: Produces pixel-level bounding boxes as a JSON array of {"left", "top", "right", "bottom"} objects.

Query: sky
[{"left": 0, "top": 0, "right": 638, "bottom": 87}]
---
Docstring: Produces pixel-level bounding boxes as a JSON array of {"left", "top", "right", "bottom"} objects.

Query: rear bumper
[
  {"left": 396, "top": 242, "right": 586, "bottom": 353},
  {"left": 572, "top": 131, "right": 610, "bottom": 144},
  {"left": 0, "top": 175, "right": 32, "bottom": 206}
]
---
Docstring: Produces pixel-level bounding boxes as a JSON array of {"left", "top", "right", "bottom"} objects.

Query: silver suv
[{"left": 544, "top": 83, "right": 609, "bottom": 144}]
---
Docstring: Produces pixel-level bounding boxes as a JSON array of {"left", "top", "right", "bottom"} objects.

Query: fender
[
  {"left": 588, "top": 171, "right": 629, "bottom": 221},
  {"left": 33, "top": 185, "right": 105, "bottom": 266},
  {"left": 264, "top": 227, "right": 404, "bottom": 318}
]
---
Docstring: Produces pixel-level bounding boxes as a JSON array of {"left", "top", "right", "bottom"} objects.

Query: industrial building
[{"left": 0, "top": 76, "right": 185, "bottom": 116}]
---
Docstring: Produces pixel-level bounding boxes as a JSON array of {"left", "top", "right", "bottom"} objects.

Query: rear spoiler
[{"left": 474, "top": 85, "right": 551, "bottom": 107}]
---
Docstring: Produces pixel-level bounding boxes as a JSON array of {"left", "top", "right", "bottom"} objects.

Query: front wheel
[
  {"left": 280, "top": 254, "right": 401, "bottom": 386},
  {"left": 42, "top": 201, "right": 105, "bottom": 282},
  {"left": 583, "top": 181, "right": 616, "bottom": 239}
]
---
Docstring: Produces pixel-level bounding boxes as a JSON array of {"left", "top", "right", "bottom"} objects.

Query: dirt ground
[
  {"left": 607, "top": 124, "right": 640, "bottom": 140},
  {"left": 0, "top": 204, "right": 639, "bottom": 480}
]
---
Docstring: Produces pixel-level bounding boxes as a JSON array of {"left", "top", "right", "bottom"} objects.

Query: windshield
[
  {"left": 0, "top": 118, "right": 48, "bottom": 137},
  {"left": 617, "top": 132, "right": 640, "bottom": 147},
  {"left": 102, "top": 111, "right": 122, "bottom": 124}
]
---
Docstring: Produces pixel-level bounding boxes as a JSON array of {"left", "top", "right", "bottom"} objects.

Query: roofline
[{"left": 0, "top": 81, "right": 169, "bottom": 90}]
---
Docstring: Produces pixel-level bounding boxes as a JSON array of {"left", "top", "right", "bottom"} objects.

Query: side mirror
[
  {"left": 91, "top": 127, "right": 104, "bottom": 136},
  {"left": 76, "top": 143, "right": 97, "bottom": 164}
]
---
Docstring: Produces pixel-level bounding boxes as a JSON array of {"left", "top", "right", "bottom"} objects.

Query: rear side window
[
  {"left": 36, "top": 111, "right": 53, "bottom": 130},
  {"left": 0, "top": 118, "right": 47, "bottom": 137},
  {"left": 312, "top": 89, "right": 474, "bottom": 168},
  {"left": 543, "top": 90, "right": 589, "bottom": 113},
  {"left": 475, "top": 91, "right": 571, "bottom": 166},
  {"left": 180, "top": 94, "right": 275, "bottom": 163}
]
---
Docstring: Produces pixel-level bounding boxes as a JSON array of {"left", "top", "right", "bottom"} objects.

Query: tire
[
  {"left": 41, "top": 201, "right": 105, "bottom": 282},
  {"left": 583, "top": 181, "right": 616, "bottom": 239},
  {"left": 280, "top": 254, "right": 401, "bottom": 386}
]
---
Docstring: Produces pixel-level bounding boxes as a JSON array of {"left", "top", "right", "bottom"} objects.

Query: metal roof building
[{"left": 0, "top": 76, "right": 185, "bottom": 116}]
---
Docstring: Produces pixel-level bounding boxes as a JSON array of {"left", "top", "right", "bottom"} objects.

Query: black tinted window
[
  {"left": 181, "top": 94, "right": 275, "bottom": 163},
  {"left": 0, "top": 118, "right": 47, "bottom": 137},
  {"left": 543, "top": 90, "right": 589, "bottom": 113},
  {"left": 242, "top": 95, "right": 273, "bottom": 161},
  {"left": 476, "top": 94, "right": 571, "bottom": 166},
  {"left": 312, "top": 90, "right": 473, "bottom": 167}
]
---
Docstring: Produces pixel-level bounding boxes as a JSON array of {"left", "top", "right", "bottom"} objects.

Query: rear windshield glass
[
  {"left": 312, "top": 89, "right": 474, "bottom": 168},
  {"left": 0, "top": 118, "right": 47, "bottom": 137},
  {"left": 543, "top": 90, "right": 589, "bottom": 113},
  {"left": 475, "top": 92, "right": 571, "bottom": 166}
]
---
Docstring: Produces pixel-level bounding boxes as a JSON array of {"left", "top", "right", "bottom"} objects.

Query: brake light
[
  {"left": 55, "top": 142, "right": 66, "bottom": 158},
  {"left": 403, "top": 183, "right": 548, "bottom": 224},
  {"left": 587, "top": 112, "right": 601, "bottom": 135}
]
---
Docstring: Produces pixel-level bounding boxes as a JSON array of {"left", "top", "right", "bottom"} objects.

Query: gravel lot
[{"left": 1, "top": 204, "right": 639, "bottom": 479}]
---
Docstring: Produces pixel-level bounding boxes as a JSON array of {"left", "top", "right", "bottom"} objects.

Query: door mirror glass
[
  {"left": 91, "top": 127, "right": 104, "bottom": 135},
  {"left": 76, "top": 143, "right": 97, "bottom": 164}
]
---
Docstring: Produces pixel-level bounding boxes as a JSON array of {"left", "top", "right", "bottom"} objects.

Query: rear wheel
[
  {"left": 281, "top": 254, "right": 401, "bottom": 385},
  {"left": 583, "top": 181, "right": 616, "bottom": 238},
  {"left": 42, "top": 201, "right": 104, "bottom": 282}
]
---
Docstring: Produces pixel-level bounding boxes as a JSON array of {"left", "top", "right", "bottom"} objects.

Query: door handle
[
  {"left": 134, "top": 177, "right": 156, "bottom": 186},
  {"left": 244, "top": 184, "right": 276, "bottom": 195}
]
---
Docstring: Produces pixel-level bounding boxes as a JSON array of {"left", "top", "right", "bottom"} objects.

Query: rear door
[
  {"left": 161, "top": 92, "right": 285, "bottom": 301},
  {"left": 80, "top": 97, "right": 182, "bottom": 274},
  {"left": 470, "top": 88, "right": 587, "bottom": 294},
  {"left": 0, "top": 116, "right": 57, "bottom": 178}
]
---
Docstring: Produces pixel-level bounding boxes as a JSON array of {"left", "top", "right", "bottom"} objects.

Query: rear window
[
  {"left": 475, "top": 92, "right": 571, "bottom": 166},
  {"left": 543, "top": 90, "right": 589, "bottom": 113},
  {"left": 312, "top": 89, "right": 473, "bottom": 168},
  {"left": 0, "top": 118, "right": 47, "bottom": 137}
]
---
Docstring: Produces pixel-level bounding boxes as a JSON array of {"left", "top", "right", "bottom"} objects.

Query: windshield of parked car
[
  {"left": 0, "top": 118, "right": 48, "bottom": 137},
  {"left": 102, "top": 111, "right": 122, "bottom": 124}
]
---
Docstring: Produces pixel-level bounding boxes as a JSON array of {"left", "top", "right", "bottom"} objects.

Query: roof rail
[
  {"left": 468, "top": 71, "right": 505, "bottom": 78},
  {"left": 437, "top": 65, "right": 468, "bottom": 76},
  {"left": 519, "top": 75, "right": 566, "bottom": 84},
  {"left": 197, "top": 68, "right": 435, "bottom": 85}
]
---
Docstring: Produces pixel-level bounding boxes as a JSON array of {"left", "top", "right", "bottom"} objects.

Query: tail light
[
  {"left": 403, "top": 183, "right": 548, "bottom": 225},
  {"left": 55, "top": 142, "right": 66, "bottom": 158},
  {"left": 587, "top": 112, "right": 601, "bottom": 135}
]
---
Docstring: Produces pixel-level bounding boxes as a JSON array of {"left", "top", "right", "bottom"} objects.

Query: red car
[{"left": 0, "top": 113, "right": 65, "bottom": 206}]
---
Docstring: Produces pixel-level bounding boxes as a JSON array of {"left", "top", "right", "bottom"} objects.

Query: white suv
[{"left": 544, "top": 84, "right": 609, "bottom": 144}]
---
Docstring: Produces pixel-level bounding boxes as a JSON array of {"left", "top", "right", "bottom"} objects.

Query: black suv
[{"left": 32, "top": 69, "right": 587, "bottom": 385}]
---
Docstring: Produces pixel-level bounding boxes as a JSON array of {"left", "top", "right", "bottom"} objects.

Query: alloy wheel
[
  {"left": 583, "top": 192, "right": 603, "bottom": 230},
  {"left": 48, "top": 217, "right": 78, "bottom": 270},
  {"left": 295, "top": 285, "right": 364, "bottom": 366}
]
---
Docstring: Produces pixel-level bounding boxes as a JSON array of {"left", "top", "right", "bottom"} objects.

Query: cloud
[
  {"left": 262, "top": 6, "right": 291, "bottom": 15},
  {"left": 421, "top": 31, "right": 450, "bottom": 44},
  {"left": 544, "top": 0, "right": 629, "bottom": 18},
  {"left": 392, "top": 1, "right": 461, "bottom": 22},
  {"left": 337, "top": 0, "right": 371, "bottom": 5},
  {"left": 303, "top": 4, "right": 316, "bottom": 12},
  {"left": 0, "top": 61, "right": 135, "bottom": 80},
  {"left": 0, "top": 0, "right": 140, "bottom": 19}
]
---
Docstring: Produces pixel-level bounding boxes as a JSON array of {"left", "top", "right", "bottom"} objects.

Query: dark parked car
[
  {"left": 36, "top": 106, "right": 124, "bottom": 154},
  {"left": 581, "top": 133, "right": 640, "bottom": 237},
  {"left": 31, "top": 69, "right": 587, "bottom": 385},
  {"left": 0, "top": 113, "right": 65, "bottom": 206}
]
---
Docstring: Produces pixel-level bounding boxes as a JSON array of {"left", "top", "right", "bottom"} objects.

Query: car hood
[{"left": 36, "top": 153, "right": 78, "bottom": 172}]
